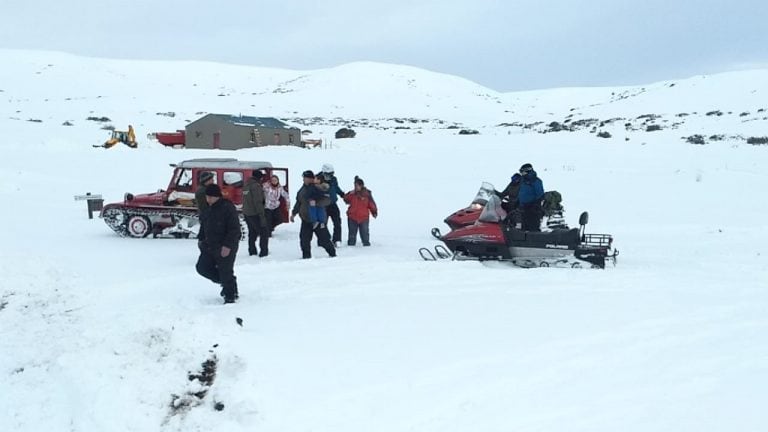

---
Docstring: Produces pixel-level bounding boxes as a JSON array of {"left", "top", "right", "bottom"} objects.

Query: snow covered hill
[
  {"left": 1, "top": 50, "right": 767, "bottom": 432},
  {"left": 3, "top": 48, "right": 768, "bottom": 142}
]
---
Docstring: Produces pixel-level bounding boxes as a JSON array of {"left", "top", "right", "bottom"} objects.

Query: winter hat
[
  {"left": 354, "top": 175, "right": 364, "bottom": 186},
  {"left": 519, "top": 163, "right": 533, "bottom": 174},
  {"left": 199, "top": 171, "right": 214, "bottom": 183},
  {"left": 321, "top": 163, "right": 334, "bottom": 174},
  {"left": 302, "top": 170, "right": 315, "bottom": 178},
  {"left": 252, "top": 170, "right": 264, "bottom": 179},
  {"left": 205, "top": 184, "right": 223, "bottom": 197},
  {"left": 511, "top": 173, "right": 522, "bottom": 182}
]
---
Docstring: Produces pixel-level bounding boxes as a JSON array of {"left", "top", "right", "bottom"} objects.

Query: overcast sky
[{"left": 2, "top": 0, "right": 767, "bottom": 91}]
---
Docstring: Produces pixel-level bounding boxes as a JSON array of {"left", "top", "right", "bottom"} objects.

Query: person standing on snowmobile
[
  {"left": 518, "top": 163, "right": 545, "bottom": 231},
  {"left": 196, "top": 184, "right": 241, "bottom": 304},
  {"left": 290, "top": 170, "right": 336, "bottom": 259},
  {"left": 320, "top": 163, "right": 345, "bottom": 247},
  {"left": 242, "top": 170, "right": 268, "bottom": 257}
]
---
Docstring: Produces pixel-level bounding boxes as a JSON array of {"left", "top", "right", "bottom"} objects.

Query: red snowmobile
[
  {"left": 442, "top": 182, "right": 496, "bottom": 230},
  {"left": 100, "top": 158, "right": 289, "bottom": 239},
  {"left": 426, "top": 193, "right": 618, "bottom": 269}
]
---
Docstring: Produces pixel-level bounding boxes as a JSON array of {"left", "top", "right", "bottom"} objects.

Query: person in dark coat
[
  {"left": 290, "top": 170, "right": 336, "bottom": 259},
  {"left": 517, "top": 163, "right": 545, "bottom": 231},
  {"left": 308, "top": 173, "right": 330, "bottom": 229},
  {"left": 321, "top": 163, "right": 345, "bottom": 246},
  {"left": 242, "top": 170, "right": 269, "bottom": 257},
  {"left": 496, "top": 173, "right": 523, "bottom": 227},
  {"left": 195, "top": 171, "right": 215, "bottom": 212},
  {"left": 196, "top": 184, "right": 241, "bottom": 304}
]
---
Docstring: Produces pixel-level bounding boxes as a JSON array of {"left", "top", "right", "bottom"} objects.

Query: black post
[{"left": 85, "top": 193, "right": 104, "bottom": 219}]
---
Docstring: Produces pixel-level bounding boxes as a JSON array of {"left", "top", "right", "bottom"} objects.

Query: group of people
[
  {"left": 494, "top": 162, "right": 545, "bottom": 231},
  {"left": 194, "top": 163, "right": 378, "bottom": 304}
]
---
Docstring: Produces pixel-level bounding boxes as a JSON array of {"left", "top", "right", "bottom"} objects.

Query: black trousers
[
  {"left": 347, "top": 219, "right": 370, "bottom": 246},
  {"left": 326, "top": 202, "right": 342, "bottom": 243},
  {"left": 196, "top": 245, "right": 238, "bottom": 299},
  {"left": 264, "top": 208, "right": 281, "bottom": 234},
  {"left": 300, "top": 221, "right": 335, "bottom": 258},
  {"left": 521, "top": 203, "right": 543, "bottom": 232},
  {"left": 245, "top": 215, "right": 269, "bottom": 255}
]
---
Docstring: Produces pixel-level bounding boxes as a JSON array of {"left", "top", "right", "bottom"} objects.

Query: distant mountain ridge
[{"left": 1, "top": 49, "right": 767, "bottom": 144}]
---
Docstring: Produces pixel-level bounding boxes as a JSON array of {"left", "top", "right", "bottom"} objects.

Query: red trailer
[{"left": 154, "top": 130, "right": 186, "bottom": 147}]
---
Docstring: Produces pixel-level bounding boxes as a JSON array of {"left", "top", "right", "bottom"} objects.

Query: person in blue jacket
[
  {"left": 320, "top": 163, "right": 345, "bottom": 247},
  {"left": 517, "top": 163, "right": 545, "bottom": 231}
]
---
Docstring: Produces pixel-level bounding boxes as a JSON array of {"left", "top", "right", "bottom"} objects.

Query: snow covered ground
[{"left": 1, "top": 50, "right": 767, "bottom": 432}]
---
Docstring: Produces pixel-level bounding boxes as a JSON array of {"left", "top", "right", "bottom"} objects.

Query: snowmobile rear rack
[{"left": 582, "top": 233, "right": 612, "bottom": 248}]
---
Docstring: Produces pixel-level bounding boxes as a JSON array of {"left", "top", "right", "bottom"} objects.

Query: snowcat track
[{"left": 101, "top": 206, "right": 247, "bottom": 240}]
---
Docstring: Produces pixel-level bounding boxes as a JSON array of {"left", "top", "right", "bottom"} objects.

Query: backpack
[{"left": 541, "top": 190, "right": 563, "bottom": 217}]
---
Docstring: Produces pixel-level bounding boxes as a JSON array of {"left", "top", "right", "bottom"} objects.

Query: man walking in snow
[
  {"left": 290, "top": 170, "right": 336, "bottom": 259},
  {"left": 196, "top": 184, "right": 241, "bottom": 304},
  {"left": 320, "top": 163, "right": 345, "bottom": 247},
  {"left": 242, "top": 170, "right": 268, "bottom": 257}
]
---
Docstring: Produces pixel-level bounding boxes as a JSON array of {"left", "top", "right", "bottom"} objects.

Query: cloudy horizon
[{"left": 2, "top": 0, "right": 766, "bottom": 92}]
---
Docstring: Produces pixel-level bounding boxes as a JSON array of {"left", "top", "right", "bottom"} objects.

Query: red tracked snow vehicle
[{"left": 100, "top": 158, "right": 289, "bottom": 239}]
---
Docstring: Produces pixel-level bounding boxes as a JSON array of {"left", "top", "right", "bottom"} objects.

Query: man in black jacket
[
  {"left": 290, "top": 170, "right": 336, "bottom": 259},
  {"left": 196, "top": 184, "right": 241, "bottom": 304}
]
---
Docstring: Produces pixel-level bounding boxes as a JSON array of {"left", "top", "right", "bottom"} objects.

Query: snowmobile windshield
[
  {"left": 478, "top": 194, "right": 507, "bottom": 223},
  {"left": 469, "top": 182, "right": 496, "bottom": 208}
]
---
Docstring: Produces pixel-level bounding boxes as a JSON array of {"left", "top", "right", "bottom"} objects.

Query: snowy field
[{"left": 1, "top": 51, "right": 767, "bottom": 432}]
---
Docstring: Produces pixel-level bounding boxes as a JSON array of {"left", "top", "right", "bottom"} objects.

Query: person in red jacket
[{"left": 342, "top": 176, "right": 378, "bottom": 246}]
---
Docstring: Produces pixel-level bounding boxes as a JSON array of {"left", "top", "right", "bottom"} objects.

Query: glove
[{"left": 371, "top": 211, "right": 378, "bottom": 218}]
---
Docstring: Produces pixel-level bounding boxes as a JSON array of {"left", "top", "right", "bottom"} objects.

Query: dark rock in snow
[{"left": 335, "top": 127, "right": 356, "bottom": 139}]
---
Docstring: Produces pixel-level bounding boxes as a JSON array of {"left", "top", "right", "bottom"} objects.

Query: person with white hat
[{"left": 320, "top": 163, "right": 345, "bottom": 247}]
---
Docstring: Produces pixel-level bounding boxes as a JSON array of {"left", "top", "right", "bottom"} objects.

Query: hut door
[{"left": 213, "top": 131, "right": 221, "bottom": 149}]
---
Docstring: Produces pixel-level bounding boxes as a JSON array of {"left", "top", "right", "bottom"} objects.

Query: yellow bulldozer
[{"left": 95, "top": 125, "right": 138, "bottom": 149}]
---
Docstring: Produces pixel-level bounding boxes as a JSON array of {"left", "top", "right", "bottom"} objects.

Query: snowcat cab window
[
  {"left": 478, "top": 194, "right": 507, "bottom": 223},
  {"left": 223, "top": 171, "right": 244, "bottom": 188},
  {"left": 176, "top": 169, "right": 194, "bottom": 191},
  {"left": 470, "top": 182, "right": 496, "bottom": 209}
]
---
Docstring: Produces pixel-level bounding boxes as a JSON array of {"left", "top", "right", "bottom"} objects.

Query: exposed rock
[
  {"left": 86, "top": 116, "right": 111, "bottom": 122},
  {"left": 335, "top": 127, "right": 356, "bottom": 139},
  {"left": 747, "top": 136, "right": 768, "bottom": 145}
]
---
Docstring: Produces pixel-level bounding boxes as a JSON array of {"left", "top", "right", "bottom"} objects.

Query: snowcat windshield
[
  {"left": 470, "top": 182, "right": 496, "bottom": 208},
  {"left": 478, "top": 194, "right": 507, "bottom": 223}
]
